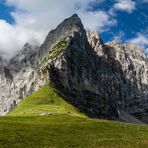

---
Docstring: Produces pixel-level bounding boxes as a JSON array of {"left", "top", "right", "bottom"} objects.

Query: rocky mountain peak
[
  {"left": 87, "top": 31, "right": 105, "bottom": 56},
  {"left": 87, "top": 31, "right": 102, "bottom": 48},
  {"left": 38, "top": 14, "right": 86, "bottom": 61}
]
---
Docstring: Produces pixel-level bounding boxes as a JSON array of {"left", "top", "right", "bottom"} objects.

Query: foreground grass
[
  {"left": 0, "top": 85, "right": 148, "bottom": 148},
  {"left": 0, "top": 115, "right": 148, "bottom": 148}
]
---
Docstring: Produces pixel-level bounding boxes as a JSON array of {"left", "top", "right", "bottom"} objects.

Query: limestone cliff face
[
  {"left": 0, "top": 44, "right": 39, "bottom": 115},
  {"left": 87, "top": 34, "right": 148, "bottom": 122},
  {"left": 106, "top": 41, "right": 148, "bottom": 122},
  {"left": 0, "top": 14, "right": 147, "bottom": 123}
]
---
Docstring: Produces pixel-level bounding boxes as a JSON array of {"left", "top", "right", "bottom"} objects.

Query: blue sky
[
  {"left": 0, "top": 0, "right": 147, "bottom": 57},
  {"left": 0, "top": 1, "right": 14, "bottom": 23},
  {"left": 100, "top": 0, "right": 148, "bottom": 44}
]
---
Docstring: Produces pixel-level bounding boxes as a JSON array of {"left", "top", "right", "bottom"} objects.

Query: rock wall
[{"left": 0, "top": 44, "right": 40, "bottom": 115}]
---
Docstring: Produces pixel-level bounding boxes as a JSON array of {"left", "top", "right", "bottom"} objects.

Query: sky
[{"left": 0, "top": 0, "right": 147, "bottom": 58}]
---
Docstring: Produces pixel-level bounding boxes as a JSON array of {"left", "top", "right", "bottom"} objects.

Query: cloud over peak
[
  {"left": 0, "top": 0, "right": 116, "bottom": 58},
  {"left": 0, "top": 0, "right": 147, "bottom": 58},
  {"left": 129, "top": 33, "right": 148, "bottom": 47}
]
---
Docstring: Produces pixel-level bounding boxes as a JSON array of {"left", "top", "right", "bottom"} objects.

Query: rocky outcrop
[{"left": 0, "top": 14, "right": 148, "bottom": 123}]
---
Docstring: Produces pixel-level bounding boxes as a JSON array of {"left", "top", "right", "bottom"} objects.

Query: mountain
[
  {"left": 0, "top": 43, "right": 39, "bottom": 115},
  {"left": 0, "top": 14, "right": 148, "bottom": 123}
]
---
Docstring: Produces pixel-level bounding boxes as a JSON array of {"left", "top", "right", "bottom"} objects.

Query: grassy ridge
[{"left": 0, "top": 85, "right": 148, "bottom": 147}]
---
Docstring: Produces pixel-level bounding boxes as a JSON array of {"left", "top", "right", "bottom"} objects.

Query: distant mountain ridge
[{"left": 0, "top": 14, "right": 148, "bottom": 123}]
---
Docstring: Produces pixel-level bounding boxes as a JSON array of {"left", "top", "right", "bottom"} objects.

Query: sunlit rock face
[
  {"left": 0, "top": 14, "right": 147, "bottom": 123},
  {"left": 0, "top": 44, "right": 40, "bottom": 115},
  {"left": 87, "top": 34, "right": 148, "bottom": 122},
  {"left": 105, "top": 41, "right": 148, "bottom": 122}
]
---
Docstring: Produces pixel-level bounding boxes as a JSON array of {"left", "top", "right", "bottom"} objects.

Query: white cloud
[
  {"left": 0, "top": 19, "right": 43, "bottom": 58},
  {"left": 79, "top": 10, "right": 117, "bottom": 32},
  {"left": 128, "top": 33, "right": 148, "bottom": 54},
  {"left": 113, "top": 31, "right": 125, "bottom": 42},
  {"left": 129, "top": 33, "right": 148, "bottom": 46},
  {"left": 0, "top": 0, "right": 116, "bottom": 58},
  {"left": 113, "top": 0, "right": 136, "bottom": 13}
]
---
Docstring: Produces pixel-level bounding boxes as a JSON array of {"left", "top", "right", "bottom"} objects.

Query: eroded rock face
[
  {"left": 0, "top": 14, "right": 147, "bottom": 123},
  {"left": 106, "top": 41, "right": 148, "bottom": 122},
  {"left": 87, "top": 35, "right": 148, "bottom": 122},
  {"left": 0, "top": 44, "right": 40, "bottom": 115},
  {"left": 87, "top": 31, "right": 105, "bottom": 56}
]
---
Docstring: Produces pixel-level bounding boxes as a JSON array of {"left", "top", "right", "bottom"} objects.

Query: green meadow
[{"left": 0, "top": 85, "right": 148, "bottom": 148}]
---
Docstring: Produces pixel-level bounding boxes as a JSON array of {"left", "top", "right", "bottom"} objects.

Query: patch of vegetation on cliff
[
  {"left": 49, "top": 37, "right": 68, "bottom": 60},
  {"left": 39, "top": 37, "right": 69, "bottom": 72},
  {"left": 8, "top": 85, "right": 83, "bottom": 117}
]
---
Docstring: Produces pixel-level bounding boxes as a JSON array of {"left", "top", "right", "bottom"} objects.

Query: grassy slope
[
  {"left": 0, "top": 85, "right": 148, "bottom": 148},
  {"left": 8, "top": 85, "right": 84, "bottom": 117}
]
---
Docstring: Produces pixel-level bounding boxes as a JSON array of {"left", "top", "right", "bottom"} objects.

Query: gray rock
[{"left": 0, "top": 43, "right": 40, "bottom": 115}]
